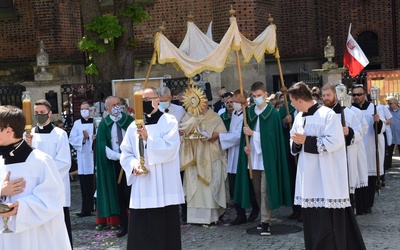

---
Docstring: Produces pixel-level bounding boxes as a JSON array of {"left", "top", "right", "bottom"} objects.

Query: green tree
[{"left": 78, "top": 0, "right": 150, "bottom": 83}]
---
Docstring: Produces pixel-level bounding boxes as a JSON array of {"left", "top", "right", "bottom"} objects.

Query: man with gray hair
[
  {"left": 387, "top": 97, "right": 400, "bottom": 168},
  {"left": 157, "top": 86, "right": 186, "bottom": 123},
  {"left": 95, "top": 96, "right": 133, "bottom": 237}
]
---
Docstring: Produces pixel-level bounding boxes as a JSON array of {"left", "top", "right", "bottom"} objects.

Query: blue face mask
[
  {"left": 253, "top": 96, "right": 265, "bottom": 106},
  {"left": 158, "top": 101, "right": 170, "bottom": 110},
  {"left": 111, "top": 106, "right": 121, "bottom": 116}
]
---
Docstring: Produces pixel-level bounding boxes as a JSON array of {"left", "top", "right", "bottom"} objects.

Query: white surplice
[
  {"left": 69, "top": 119, "right": 94, "bottom": 175},
  {"left": 219, "top": 110, "right": 243, "bottom": 174},
  {"left": 0, "top": 150, "right": 71, "bottom": 250},
  {"left": 120, "top": 113, "right": 184, "bottom": 209},
  {"left": 290, "top": 106, "right": 351, "bottom": 208},
  {"left": 348, "top": 106, "right": 369, "bottom": 189},
  {"left": 158, "top": 103, "right": 186, "bottom": 123},
  {"left": 334, "top": 107, "right": 365, "bottom": 194},
  {"left": 357, "top": 103, "right": 386, "bottom": 176},
  {"left": 31, "top": 127, "right": 71, "bottom": 207}
]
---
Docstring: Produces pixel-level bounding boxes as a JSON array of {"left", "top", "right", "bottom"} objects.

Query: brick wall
[
  {"left": 1, "top": 0, "right": 399, "bottom": 72},
  {"left": 0, "top": 0, "right": 82, "bottom": 65}
]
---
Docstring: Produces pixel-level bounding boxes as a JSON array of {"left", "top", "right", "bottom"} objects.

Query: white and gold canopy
[{"left": 151, "top": 16, "right": 279, "bottom": 78}]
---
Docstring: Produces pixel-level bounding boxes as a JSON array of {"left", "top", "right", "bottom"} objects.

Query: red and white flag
[{"left": 343, "top": 24, "right": 369, "bottom": 77}]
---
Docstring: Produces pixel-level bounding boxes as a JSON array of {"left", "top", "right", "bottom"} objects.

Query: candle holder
[
  {"left": 370, "top": 86, "right": 380, "bottom": 105},
  {"left": 133, "top": 84, "right": 149, "bottom": 174},
  {"left": 22, "top": 91, "right": 32, "bottom": 135},
  {"left": 335, "top": 83, "right": 347, "bottom": 108}
]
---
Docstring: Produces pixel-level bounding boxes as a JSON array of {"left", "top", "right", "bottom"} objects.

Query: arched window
[{"left": 357, "top": 31, "right": 379, "bottom": 57}]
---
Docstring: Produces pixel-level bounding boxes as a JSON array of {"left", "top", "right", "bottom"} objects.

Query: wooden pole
[
  {"left": 235, "top": 50, "right": 253, "bottom": 179},
  {"left": 144, "top": 23, "right": 165, "bottom": 89},
  {"left": 276, "top": 55, "right": 291, "bottom": 122},
  {"left": 143, "top": 50, "right": 156, "bottom": 89},
  {"left": 373, "top": 103, "right": 381, "bottom": 195},
  {"left": 268, "top": 15, "right": 292, "bottom": 128}
]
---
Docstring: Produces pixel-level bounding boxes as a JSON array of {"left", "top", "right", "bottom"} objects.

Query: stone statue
[
  {"left": 322, "top": 36, "right": 338, "bottom": 70},
  {"left": 35, "top": 41, "right": 53, "bottom": 81}
]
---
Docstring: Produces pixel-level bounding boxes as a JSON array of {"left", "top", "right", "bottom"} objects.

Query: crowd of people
[{"left": 0, "top": 80, "right": 398, "bottom": 249}]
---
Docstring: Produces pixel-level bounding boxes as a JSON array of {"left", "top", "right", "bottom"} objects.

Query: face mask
[
  {"left": 158, "top": 101, "right": 170, "bottom": 110},
  {"left": 80, "top": 109, "right": 90, "bottom": 118},
  {"left": 143, "top": 100, "right": 154, "bottom": 114},
  {"left": 253, "top": 96, "right": 265, "bottom": 106},
  {"left": 110, "top": 106, "right": 121, "bottom": 116},
  {"left": 35, "top": 113, "right": 49, "bottom": 124},
  {"left": 233, "top": 102, "right": 242, "bottom": 111}
]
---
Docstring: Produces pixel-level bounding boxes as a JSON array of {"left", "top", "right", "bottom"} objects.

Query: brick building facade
[
  {"left": 0, "top": 0, "right": 399, "bottom": 89},
  {"left": 0, "top": 0, "right": 82, "bottom": 65}
]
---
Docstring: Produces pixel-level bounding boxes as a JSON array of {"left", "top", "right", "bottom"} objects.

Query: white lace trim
[
  {"left": 294, "top": 196, "right": 351, "bottom": 208},
  {"left": 316, "top": 137, "right": 328, "bottom": 154},
  {"left": 356, "top": 180, "right": 368, "bottom": 188}
]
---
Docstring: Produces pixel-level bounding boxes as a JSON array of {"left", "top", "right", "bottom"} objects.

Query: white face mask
[
  {"left": 233, "top": 102, "right": 242, "bottom": 111},
  {"left": 80, "top": 109, "right": 90, "bottom": 118},
  {"left": 253, "top": 96, "right": 265, "bottom": 106},
  {"left": 158, "top": 101, "right": 170, "bottom": 110}
]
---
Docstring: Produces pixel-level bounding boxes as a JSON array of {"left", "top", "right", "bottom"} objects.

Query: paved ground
[{"left": 72, "top": 155, "right": 400, "bottom": 249}]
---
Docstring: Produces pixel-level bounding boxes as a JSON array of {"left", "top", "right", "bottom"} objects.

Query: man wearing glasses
[
  {"left": 120, "top": 88, "right": 184, "bottom": 249},
  {"left": 95, "top": 96, "right": 133, "bottom": 238},
  {"left": 352, "top": 85, "right": 387, "bottom": 214}
]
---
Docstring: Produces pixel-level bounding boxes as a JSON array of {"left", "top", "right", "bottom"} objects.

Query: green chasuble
[
  {"left": 96, "top": 112, "right": 133, "bottom": 218},
  {"left": 234, "top": 104, "right": 292, "bottom": 209},
  {"left": 220, "top": 111, "right": 231, "bottom": 131}
]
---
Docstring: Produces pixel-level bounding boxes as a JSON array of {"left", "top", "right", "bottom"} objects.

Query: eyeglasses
[
  {"left": 352, "top": 93, "right": 364, "bottom": 97},
  {"left": 143, "top": 97, "right": 158, "bottom": 102}
]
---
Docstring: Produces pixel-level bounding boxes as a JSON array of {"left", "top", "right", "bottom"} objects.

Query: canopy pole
[
  {"left": 144, "top": 23, "right": 165, "bottom": 89},
  {"left": 268, "top": 14, "right": 291, "bottom": 128},
  {"left": 235, "top": 50, "right": 253, "bottom": 179},
  {"left": 276, "top": 53, "right": 291, "bottom": 126},
  {"left": 143, "top": 50, "right": 156, "bottom": 89}
]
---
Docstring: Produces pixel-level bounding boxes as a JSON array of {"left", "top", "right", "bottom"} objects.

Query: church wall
[{"left": 0, "top": 0, "right": 83, "bottom": 65}]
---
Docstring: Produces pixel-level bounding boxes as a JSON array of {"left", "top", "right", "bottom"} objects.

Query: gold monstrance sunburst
[{"left": 182, "top": 86, "right": 208, "bottom": 116}]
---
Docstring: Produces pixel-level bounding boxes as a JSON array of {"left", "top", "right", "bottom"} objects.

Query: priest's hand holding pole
[
  {"left": 136, "top": 122, "right": 148, "bottom": 141},
  {"left": 243, "top": 125, "right": 254, "bottom": 136},
  {"left": 133, "top": 165, "right": 147, "bottom": 176}
]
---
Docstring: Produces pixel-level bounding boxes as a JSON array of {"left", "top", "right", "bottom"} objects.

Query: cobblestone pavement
[{"left": 72, "top": 156, "right": 400, "bottom": 249}]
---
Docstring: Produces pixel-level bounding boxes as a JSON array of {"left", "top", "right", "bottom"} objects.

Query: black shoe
[
  {"left": 297, "top": 213, "right": 303, "bottom": 222},
  {"left": 248, "top": 209, "right": 259, "bottom": 222},
  {"left": 287, "top": 211, "right": 300, "bottom": 220},
  {"left": 116, "top": 227, "right": 127, "bottom": 238},
  {"left": 76, "top": 212, "right": 92, "bottom": 217},
  {"left": 256, "top": 223, "right": 262, "bottom": 230},
  {"left": 218, "top": 212, "right": 226, "bottom": 221},
  {"left": 261, "top": 223, "right": 271, "bottom": 236},
  {"left": 230, "top": 215, "right": 247, "bottom": 225}
]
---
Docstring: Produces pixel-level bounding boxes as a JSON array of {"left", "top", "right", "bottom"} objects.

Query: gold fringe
[
  {"left": 180, "top": 160, "right": 195, "bottom": 171},
  {"left": 198, "top": 174, "right": 210, "bottom": 186}
]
